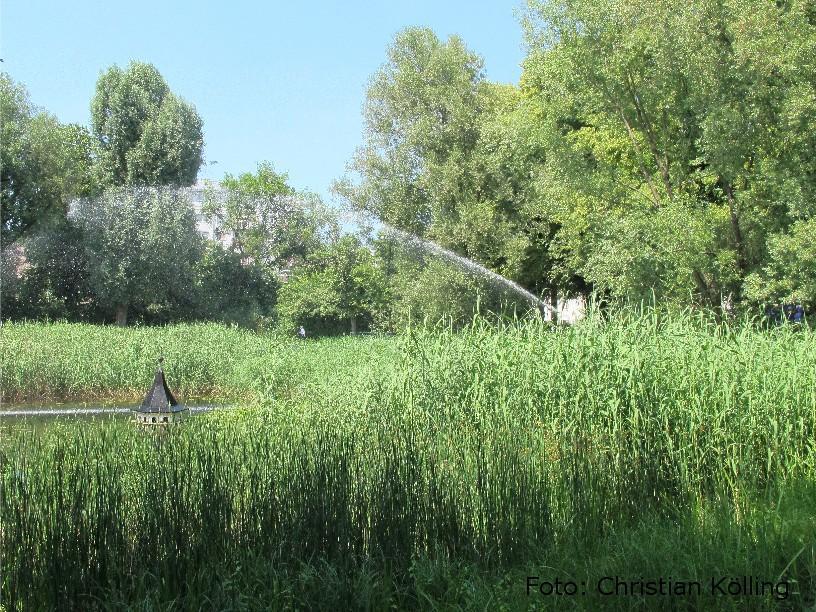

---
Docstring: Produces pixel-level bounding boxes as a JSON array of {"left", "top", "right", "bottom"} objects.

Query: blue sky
[{"left": 3, "top": 1, "right": 527, "bottom": 202}]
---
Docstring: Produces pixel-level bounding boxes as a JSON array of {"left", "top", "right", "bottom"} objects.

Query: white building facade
[{"left": 187, "top": 181, "right": 234, "bottom": 249}]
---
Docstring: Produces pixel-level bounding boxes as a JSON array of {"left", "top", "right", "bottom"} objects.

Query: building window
[
  {"left": 163, "top": 416, "right": 168, "bottom": 423},
  {"left": 151, "top": 417, "right": 156, "bottom": 424}
]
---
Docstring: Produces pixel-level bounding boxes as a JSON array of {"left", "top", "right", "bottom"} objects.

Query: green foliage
[
  {"left": 0, "top": 222, "right": 101, "bottom": 322},
  {"left": 368, "top": 234, "right": 549, "bottom": 332},
  {"left": 384, "top": 256, "right": 504, "bottom": 330},
  {"left": 521, "top": 0, "right": 816, "bottom": 308},
  {"left": 745, "top": 218, "right": 816, "bottom": 308},
  {"left": 8, "top": 3, "right": 816, "bottom": 327},
  {"left": 1, "top": 211, "right": 280, "bottom": 328},
  {"left": 336, "top": 27, "right": 587, "bottom": 313},
  {"left": 276, "top": 268, "right": 343, "bottom": 335},
  {"left": 207, "top": 162, "right": 336, "bottom": 267},
  {"left": 277, "top": 235, "right": 388, "bottom": 335},
  {"left": 0, "top": 73, "right": 97, "bottom": 243},
  {"left": 2, "top": 316, "right": 815, "bottom": 609},
  {"left": 70, "top": 187, "right": 203, "bottom": 325},
  {"left": 193, "top": 242, "right": 278, "bottom": 326},
  {"left": 90, "top": 61, "right": 203, "bottom": 187},
  {"left": 221, "top": 160, "right": 294, "bottom": 197},
  {"left": 342, "top": 25, "right": 484, "bottom": 232}
]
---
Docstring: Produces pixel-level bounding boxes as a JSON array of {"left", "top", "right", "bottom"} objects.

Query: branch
[
  {"left": 623, "top": 70, "right": 673, "bottom": 201},
  {"left": 592, "top": 73, "right": 663, "bottom": 209}
]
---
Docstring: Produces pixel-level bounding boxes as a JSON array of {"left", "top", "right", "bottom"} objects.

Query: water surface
[{"left": 0, "top": 402, "right": 233, "bottom": 433}]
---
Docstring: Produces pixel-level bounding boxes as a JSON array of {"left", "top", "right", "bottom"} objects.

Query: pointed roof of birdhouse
[{"left": 137, "top": 358, "right": 186, "bottom": 413}]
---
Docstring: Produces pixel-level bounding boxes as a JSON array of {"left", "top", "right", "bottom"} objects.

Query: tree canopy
[
  {"left": 5, "top": 6, "right": 816, "bottom": 328},
  {"left": 206, "top": 162, "right": 338, "bottom": 268},
  {"left": 1, "top": 73, "right": 97, "bottom": 244},
  {"left": 277, "top": 235, "right": 388, "bottom": 334},
  {"left": 91, "top": 62, "right": 204, "bottom": 187},
  {"left": 338, "top": 9, "right": 816, "bottom": 315},
  {"left": 520, "top": 0, "right": 816, "bottom": 307},
  {"left": 70, "top": 187, "right": 203, "bottom": 325}
]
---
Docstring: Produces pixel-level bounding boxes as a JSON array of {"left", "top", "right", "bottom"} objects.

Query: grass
[
  {"left": 0, "top": 322, "right": 396, "bottom": 403},
  {"left": 1, "top": 313, "right": 815, "bottom": 610}
]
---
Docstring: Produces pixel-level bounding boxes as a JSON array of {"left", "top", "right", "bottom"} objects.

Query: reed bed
[
  {"left": 0, "top": 322, "right": 394, "bottom": 403},
  {"left": 1, "top": 314, "right": 815, "bottom": 610}
]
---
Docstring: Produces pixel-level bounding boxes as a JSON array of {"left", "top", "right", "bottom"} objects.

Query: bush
[{"left": 194, "top": 243, "right": 278, "bottom": 327}]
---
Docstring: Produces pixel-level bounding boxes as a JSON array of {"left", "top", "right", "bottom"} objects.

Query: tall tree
[
  {"left": 336, "top": 28, "right": 553, "bottom": 313},
  {"left": 90, "top": 62, "right": 203, "bottom": 187},
  {"left": 336, "top": 28, "right": 484, "bottom": 229},
  {"left": 521, "top": 0, "right": 816, "bottom": 309},
  {"left": 1, "top": 73, "right": 97, "bottom": 243}
]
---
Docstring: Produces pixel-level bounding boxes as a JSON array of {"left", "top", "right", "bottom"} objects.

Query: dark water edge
[{"left": 1, "top": 394, "right": 233, "bottom": 411}]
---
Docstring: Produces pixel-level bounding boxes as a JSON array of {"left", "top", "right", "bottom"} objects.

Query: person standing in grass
[{"left": 298, "top": 325, "right": 306, "bottom": 339}]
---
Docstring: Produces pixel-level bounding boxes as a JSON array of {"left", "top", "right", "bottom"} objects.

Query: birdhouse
[{"left": 135, "top": 358, "right": 189, "bottom": 426}]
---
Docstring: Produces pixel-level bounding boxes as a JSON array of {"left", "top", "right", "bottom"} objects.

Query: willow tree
[
  {"left": 71, "top": 187, "right": 202, "bottom": 325},
  {"left": 335, "top": 28, "right": 555, "bottom": 315}
]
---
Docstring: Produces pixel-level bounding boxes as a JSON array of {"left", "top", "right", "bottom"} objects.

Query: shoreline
[{"left": 0, "top": 404, "right": 235, "bottom": 417}]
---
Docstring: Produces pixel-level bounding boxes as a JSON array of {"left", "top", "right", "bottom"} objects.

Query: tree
[
  {"left": 71, "top": 187, "right": 202, "bottom": 325},
  {"left": 388, "top": 257, "right": 495, "bottom": 330},
  {"left": 275, "top": 269, "right": 343, "bottom": 335},
  {"left": 1, "top": 73, "right": 97, "bottom": 244},
  {"left": 320, "top": 236, "right": 389, "bottom": 334},
  {"left": 335, "top": 28, "right": 551, "bottom": 312},
  {"left": 744, "top": 218, "right": 816, "bottom": 309},
  {"left": 1, "top": 222, "right": 100, "bottom": 322},
  {"left": 194, "top": 242, "right": 278, "bottom": 326},
  {"left": 90, "top": 62, "right": 203, "bottom": 187},
  {"left": 520, "top": 0, "right": 816, "bottom": 309},
  {"left": 206, "top": 162, "right": 337, "bottom": 268},
  {"left": 372, "top": 235, "right": 541, "bottom": 331},
  {"left": 277, "top": 235, "right": 388, "bottom": 335},
  {"left": 336, "top": 28, "right": 484, "bottom": 232}
]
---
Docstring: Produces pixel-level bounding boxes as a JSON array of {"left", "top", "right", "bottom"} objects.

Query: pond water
[{"left": 0, "top": 402, "right": 234, "bottom": 433}]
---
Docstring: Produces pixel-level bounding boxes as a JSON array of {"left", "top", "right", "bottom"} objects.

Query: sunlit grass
[{"left": 0, "top": 322, "right": 395, "bottom": 403}]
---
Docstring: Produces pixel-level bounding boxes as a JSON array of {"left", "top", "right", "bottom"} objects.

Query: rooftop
[{"left": 137, "top": 361, "right": 186, "bottom": 413}]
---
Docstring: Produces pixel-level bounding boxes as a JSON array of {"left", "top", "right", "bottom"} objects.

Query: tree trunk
[
  {"left": 350, "top": 315, "right": 357, "bottom": 335},
  {"left": 691, "top": 270, "right": 715, "bottom": 307},
  {"left": 549, "top": 287, "right": 559, "bottom": 324},
  {"left": 115, "top": 303, "right": 128, "bottom": 327},
  {"left": 725, "top": 183, "right": 747, "bottom": 274},
  {"left": 616, "top": 107, "right": 663, "bottom": 208}
]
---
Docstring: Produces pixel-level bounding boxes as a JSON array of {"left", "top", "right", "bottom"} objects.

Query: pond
[{"left": 0, "top": 401, "right": 234, "bottom": 433}]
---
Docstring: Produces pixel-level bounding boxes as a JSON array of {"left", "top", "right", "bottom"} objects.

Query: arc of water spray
[
  {"left": 70, "top": 186, "right": 552, "bottom": 318},
  {"left": 339, "top": 205, "right": 551, "bottom": 317},
  {"left": 378, "top": 223, "right": 551, "bottom": 318}
]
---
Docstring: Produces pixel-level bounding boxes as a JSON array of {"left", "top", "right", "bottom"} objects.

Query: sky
[{"left": 2, "top": 0, "right": 528, "bottom": 203}]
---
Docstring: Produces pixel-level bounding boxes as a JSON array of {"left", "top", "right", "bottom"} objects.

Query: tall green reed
[{"left": 1, "top": 313, "right": 814, "bottom": 609}]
